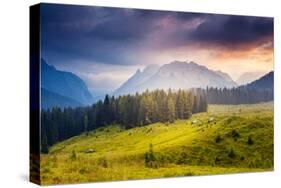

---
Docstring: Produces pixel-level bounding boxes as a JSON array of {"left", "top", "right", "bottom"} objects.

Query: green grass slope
[{"left": 40, "top": 102, "right": 273, "bottom": 185}]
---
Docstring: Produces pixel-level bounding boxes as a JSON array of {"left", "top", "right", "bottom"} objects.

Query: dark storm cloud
[
  {"left": 41, "top": 4, "right": 174, "bottom": 65},
  {"left": 40, "top": 3, "right": 273, "bottom": 67},
  {"left": 86, "top": 10, "right": 205, "bottom": 47},
  {"left": 189, "top": 15, "right": 273, "bottom": 48},
  {"left": 87, "top": 10, "right": 162, "bottom": 41}
]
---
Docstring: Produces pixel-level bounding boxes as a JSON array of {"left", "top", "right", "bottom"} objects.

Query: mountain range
[
  {"left": 41, "top": 59, "right": 273, "bottom": 109},
  {"left": 41, "top": 88, "right": 82, "bottom": 109},
  {"left": 41, "top": 59, "right": 93, "bottom": 109},
  {"left": 243, "top": 71, "right": 273, "bottom": 90},
  {"left": 114, "top": 61, "right": 237, "bottom": 95},
  {"left": 236, "top": 72, "right": 267, "bottom": 85}
]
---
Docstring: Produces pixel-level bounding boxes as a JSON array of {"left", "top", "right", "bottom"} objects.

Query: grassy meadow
[{"left": 40, "top": 102, "right": 273, "bottom": 185}]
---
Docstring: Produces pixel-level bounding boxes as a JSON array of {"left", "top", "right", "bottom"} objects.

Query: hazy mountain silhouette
[
  {"left": 236, "top": 72, "right": 267, "bottom": 85},
  {"left": 41, "top": 88, "right": 82, "bottom": 109},
  {"left": 114, "top": 60, "right": 237, "bottom": 95},
  {"left": 41, "top": 58, "right": 93, "bottom": 108},
  {"left": 243, "top": 71, "right": 273, "bottom": 90}
]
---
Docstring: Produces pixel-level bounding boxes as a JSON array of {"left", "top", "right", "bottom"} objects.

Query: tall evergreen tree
[
  {"left": 166, "top": 95, "right": 176, "bottom": 123},
  {"left": 84, "top": 114, "right": 88, "bottom": 135}
]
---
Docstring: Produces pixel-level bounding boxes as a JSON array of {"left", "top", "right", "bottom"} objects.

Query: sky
[{"left": 41, "top": 3, "right": 274, "bottom": 96}]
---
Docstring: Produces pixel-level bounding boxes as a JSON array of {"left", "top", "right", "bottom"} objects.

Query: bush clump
[
  {"left": 231, "top": 130, "right": 240, "bottom": 139},
  {"left": 228, "top": 148, "right": 236, "bottom": 158},
  {"left": 215, "top": 135, "right": 223, "bottom": 143},
  {"left": 97, "top": 157, "right": 108, "bottom": 168},
  {"left": 70, "top": 150, "right": 77, "bottom": 160},
  {"left": 145, "top": 143, "right": 162, "bottom": 168},
  {"left": 247, "top": 136, "right": 254, "bottom": 145}
]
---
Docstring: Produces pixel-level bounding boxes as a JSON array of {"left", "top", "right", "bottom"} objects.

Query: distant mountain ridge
[
  {"left": 41, "top": 59, "right": 93, "bottom": 109},
  {"left": 41, "top": 88, "right": 82, "bottom": 109},
  {"left": 243, "top": 71, "right": 273, "bottom": 90},
  {"left": 114, "top": 64, "right": 160, "bottom": 95},
  {"left": 114, "top": 60, "right": 237, "bottom": 95},
  {"left": 236, "top": 72, "right": 267, "bottom": 85},
  {"left": 215, "top": 70, "right": 234, "bottom": 83}
]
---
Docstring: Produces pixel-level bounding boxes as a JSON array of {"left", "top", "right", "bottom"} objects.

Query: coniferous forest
[
  {"left": 41, "top": 89, "right": 207, "bottom": 153},
  {"left": 206, "top": 87, "right": 273, "bottom": 104},
  {"left": 41, "top": 86, "right": 273, "bottom": 153}
]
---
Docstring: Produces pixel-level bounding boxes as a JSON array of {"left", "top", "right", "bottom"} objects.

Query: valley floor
[{"left": 40, "top": 102, "right": 273, "bottom": 185}]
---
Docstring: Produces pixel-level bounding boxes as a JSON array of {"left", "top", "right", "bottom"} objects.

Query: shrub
[
  {"left": 214, "top": 156, "right": 220, "bottom": 164},
  {"left": 215, "top": 135, "right": 223, "bottom": 143},
  {"left": 42, "top": 167, "right": 50, "bottom": 174},
  {"left": 146, "top": 128, "right": 153, "bottom": 133},
  {"left": 184, "top": 170, "right": 194, "bottom": 176},
  {"left": 53, "top": 177, "right": 61, "bottom": 184},
  {"left": 231, "top": 130, "right": 240, "bottom": 139},
  {"left": 176, "top": 152, "right": 188, "bottom": 164},
  {"left": 97, "top": 157, "right": 108, "bottom": 168},
  {"left": 228, "top": 148, "right": 236, "bottom": 158},
  {"left": 145, "top": 143, "right": 161, "bottom": 168},
  {"left": 145, "top": 144, "right": 155, "bottom": 165},
  {"left": 79, "top": 167, "right": 89, "bottom": 174},
  {"left": 226, "top": 116, "right": 238, "bottom": 124},
  {"left": 70, "top": 150, "right": 77, "bottom": 160},
  {"left": 248, "top": 159, "right": 261, "bottom": 168},
  {"left": 247, "top": 136, "right": 254, "bottom": 145},
  {"left": 248, "top": 161, "right": 255, "bottom": 168}
]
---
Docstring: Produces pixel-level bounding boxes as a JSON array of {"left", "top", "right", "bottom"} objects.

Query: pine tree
[
  {"left": 70, "top": 150, "right": 77, "bottom": 160},
  {"left": 41, "top": 132, "right": 49, "bottom": 153},
  {"left": 103, "top": 94, "right": 110, "bottom": 125},
  {"left": 84, "top": 114, "right": 88, "bottom": 135},
  {"left": 182, "top": 91, "right": 192, "bottom": 119},
  {"left": 167, "top": 96, "right": 176, "bottom": 123},
  {"left": 175, "top": 90, "right": 184, "bottom": 119}
]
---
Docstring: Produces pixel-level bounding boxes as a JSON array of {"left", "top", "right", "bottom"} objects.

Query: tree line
[
  {"left": 41, "top": 86, "right": 273, "bottom": 153},
  {"left": 206, "top": 87, "right": 273, "bottom": 104},
  {"left": 41, "top": 89, "right": 207, "bottom": 153}
]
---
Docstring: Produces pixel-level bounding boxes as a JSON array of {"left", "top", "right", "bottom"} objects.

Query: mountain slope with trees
[
  {"left": 206, "top": 71, "right": 273, "bottom": 104},
  {"left": 41, "top": 58, "right": 93, "bottom": 107},
  {"left": 41, "top": 88, "right": 82, "bottom": 109},
  {"left": 41, "top": 89, "right": 207, "bottom": 153},
  {"left": 245, "top": 71, "right": 273, "bottom": 90}
]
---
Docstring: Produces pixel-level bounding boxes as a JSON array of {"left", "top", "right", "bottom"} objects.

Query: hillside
[
  {"left": 244, "top": 71, "right": 273, "bottom": 90},
  {"left": 41, "top": 88, "right": 82, "bottom": 109},
  {"left": 41, "top": 58, "right": 93, "bottom": 107},
  {"left": 40, "top": 102, "right": 273, "bottom": 185},
  {"left": 205, "top": 71, "right": 273, "bottom": 105},
  {"left": 236, "top": 72, "right": 267, "bottom": 85}
]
